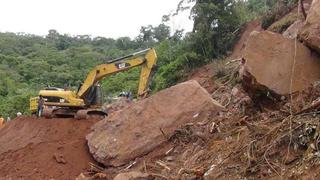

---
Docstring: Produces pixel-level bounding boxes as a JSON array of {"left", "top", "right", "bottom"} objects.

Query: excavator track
[{"left": 42, "top": 107, "right": 107, "bottom": 120}]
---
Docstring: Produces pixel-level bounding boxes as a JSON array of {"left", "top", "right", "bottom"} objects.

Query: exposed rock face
[
  {"left": 243, "top": 31, "right": 320, "bottom": 95},
  {"left": 299, "top": 0, "right": 320, "bottom": 53},
  {"left": 231, "top": 20, "right": 262, "bottom": 59},
  {"left": 283, "top": 20, "right": 304, "bottom": 39},
  {"left": 86, "top": 80, "right": 224, "bottom": 167}
]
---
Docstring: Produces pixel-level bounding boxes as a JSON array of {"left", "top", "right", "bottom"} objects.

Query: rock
[
  {"left": 231, "top": 20, "right": 262, "bottom": 59},
  {"left": 231, "top": 87, "right": 240, "bottom": 97},
  {"left": 105, "top": 97, "right": 132, "bottom": 114},
  {"left": 87, "top": 80, "right": 224, "bottom": 167},
  {"left": 299, "top": 0, "right": 320, "bottom": 53},
  {"left": 283, "top": 20, "right": 304, "bottom": 39},
  {"left": 53, "top": 153, "right": 67, "bottom": 164},
  {"left": 113, "top": 171, "right": 153, "bottom": 180},
  {"left": 243, "top": 31, "right": 320, "bottom": 95}
]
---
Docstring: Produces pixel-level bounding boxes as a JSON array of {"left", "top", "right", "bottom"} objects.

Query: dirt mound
[
  {"left": 86, "top": 80, "right": 224, "bottom": 167},
  {"left": 0, "top": 116, "right": 99, "bottom": 179},
  {"left": 243, "top": 30, "right": 320, "bottom": 95}
]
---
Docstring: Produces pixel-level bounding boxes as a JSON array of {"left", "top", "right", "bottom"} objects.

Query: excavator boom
[{"left": 78, "top": 48, "right": 157, "bottom": 98}]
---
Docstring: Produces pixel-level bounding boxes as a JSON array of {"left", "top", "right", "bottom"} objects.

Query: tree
[
  {"left": 152, "top": 24, "right": 170, "bottom": 42},
  {"left": 46, "top": 29, "right": 60, "bottom": 41},
  {"left": 116, "top": 37, "right": 136, "bottom": 50},
  {"left": 140, "top": 25, "right": 153, "bottom": 42},
  {"left": 189, "top": 0, "right": 243, "bottom": 58}
]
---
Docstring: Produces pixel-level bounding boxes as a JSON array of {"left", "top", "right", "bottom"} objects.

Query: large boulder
[
  {"left": 243, "top": 31, "right": 320, "bottom": 95},
  {"left": 86, "top": 80, "right": 224, "bottom": 167},
  {"left": 299, "top": 0, "right": 320, "bottom": 53}
]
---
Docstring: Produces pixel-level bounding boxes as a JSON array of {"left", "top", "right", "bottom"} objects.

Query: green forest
[{"left": 0, "top": 0, "right": 297, "bottom": 118}]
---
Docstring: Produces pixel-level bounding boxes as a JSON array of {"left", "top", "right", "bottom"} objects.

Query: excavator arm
[{"left": 77, "top": 48, "right": 157, "bottom": 99}]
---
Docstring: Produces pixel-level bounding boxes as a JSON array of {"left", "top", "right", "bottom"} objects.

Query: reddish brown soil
[
  {"left": 188, "top": 63, "right": 217, "bottom": 94},
  {"left": 0, "top": 116, "right": 99, "bottom": 179}
]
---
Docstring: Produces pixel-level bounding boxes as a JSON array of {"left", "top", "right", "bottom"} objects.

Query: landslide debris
[
  {"left": 2, "top": 3, "right": 320, "bottom": 179},
  {"left": 243, "top": 30, "right": 320, "bottom": 95},
  {"left": 0, "top": 116, "right": 99, "bottom": 179},
  {"left": 94, "top": 8, "right": 320, "bottom": 178},
  {"left": 86, "top": 80, "right": 224, "bottom": 167}
]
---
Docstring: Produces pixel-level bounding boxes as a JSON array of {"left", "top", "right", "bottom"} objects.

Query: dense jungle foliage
[{"left": 0, "top": 0, "right": 297, "bottom": 118}]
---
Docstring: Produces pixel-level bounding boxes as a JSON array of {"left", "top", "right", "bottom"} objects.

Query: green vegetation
[
  {"left": 0, "top": 0, "right": 298, "bottom": 118},
  {"left": 260, "top": 0, "right": 298, "bottom": 29}
]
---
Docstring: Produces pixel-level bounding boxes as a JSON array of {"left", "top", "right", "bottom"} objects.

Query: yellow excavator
[{"left": 29, "top": 48, "right": 157, "bottom": 119}]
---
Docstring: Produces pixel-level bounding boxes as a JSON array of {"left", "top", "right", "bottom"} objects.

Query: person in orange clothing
[{"left": 0, "top": 115, "right": 4, "bottom": 126}]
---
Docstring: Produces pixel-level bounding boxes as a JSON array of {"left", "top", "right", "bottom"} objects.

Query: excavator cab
[{"left": 82, "top": 84, "right": 104, "bottom": 107}]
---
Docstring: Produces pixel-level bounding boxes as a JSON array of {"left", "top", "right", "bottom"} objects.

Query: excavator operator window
[{"left": 43, "top": 96, "right": 69, "bottom": 103}]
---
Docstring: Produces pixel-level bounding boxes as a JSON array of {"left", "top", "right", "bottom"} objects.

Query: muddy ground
[{"left": 0, "top": 116, "right": 99, "bottom": 179}]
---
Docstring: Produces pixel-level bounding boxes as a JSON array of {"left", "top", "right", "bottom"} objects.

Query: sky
[{"left": 0, "top": 0, "right": 194, "bottom": 38}]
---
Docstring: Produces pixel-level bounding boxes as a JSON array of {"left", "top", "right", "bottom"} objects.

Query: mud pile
[
  {"left": 86, "top": 80, "right": 224, "bottom": 167},
  {"left": 0, "top": 116, "right": 99, "bottom": 179}
]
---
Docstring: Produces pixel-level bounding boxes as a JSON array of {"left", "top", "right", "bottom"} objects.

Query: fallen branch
[
  {"left": 264, "top": 145, "right": 281, "bottom": 177},
  {"left": 156, "top": 160, "right": 171, "bottom": 171},
  {"left": 295, "top": 100, "right": 320, "bottom": 115},
  {"left": 160, "top": 127, "right": 169, "bottom": 140},
  {"left": 150, "top": 173, "right": 169, "bottom": 179},
  {"left": 300, "top": 0, "right": 307, "bottom": 20},
  {"left": 89, "top": 162, "right": 104, "bottom": 172},
  {"left": 225, "top": 58, "right": 241, "bottom": 65},
  {"left": 124, "top": 161, "right": 136, "bottom": 170}
]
